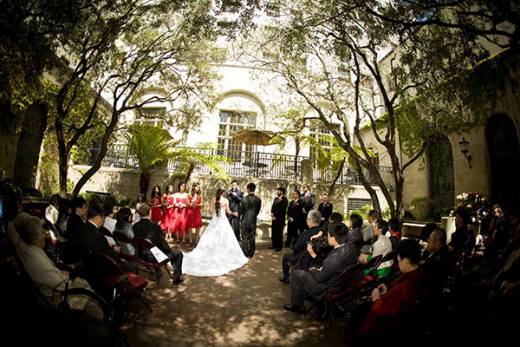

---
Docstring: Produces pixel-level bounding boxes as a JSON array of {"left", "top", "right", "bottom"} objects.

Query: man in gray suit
[
  {"left": 239, "top": 183, "right": 262, "bottom": 258},
  {"left": 284, "top": 223, "right": 358, "bottom": 313}
]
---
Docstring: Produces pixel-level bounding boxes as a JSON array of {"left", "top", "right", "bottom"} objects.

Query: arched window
[
  {"left": 486, "top": 114, "right": 520, "bottom": 208},
  {"left": 217, "top": 110, "right": 256, "bottom": 162}
]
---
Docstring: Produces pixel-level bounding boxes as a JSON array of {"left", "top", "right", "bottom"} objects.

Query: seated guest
[
  {"left": 358, "top": 239, "right": 426, "bottom": 338},
  {"left": 133, "top": 205, "right": 184, "bottom": 285},
  {"left": 361, "top": 210, "right": 378, "bottom": 254},
  {"left": 114, "top": 207, "right": 135, "bottom": 257},
  {"left": 420, "top": 222, "right": 438, "bottom": 257},
  {"left": 66, "top": 196, "right": 88, "bottom": 241},
  {"left": 280, "top": 210, "right": 322, "bottom": 283},
  {"left": 349, "top": 213, "right": 364, "bottom": 250},
  {"left": 330, "top": 212, "right": 344, "bottom": 224},
  {"left": 359, "top": 219, "right": 393, "bottom": 278},
  {"left": 422, "top": 227, "right": 451, "bottom": 292},
  {"left": 7, "top": 216, "right": 91, "bottom": 310},
  {"left": 283, "top": 223, "right": 358, "bottom": 313},
  {"left": 387, "top": 217, "right": 402, "bottom": 252},
  {"left": 493, "top": 222, "right": 520, "bottom": 295},
  {"left": 77, "top": 203, "right": 121, "bottom": 262},
  {"left": 307, "top": 212, "right": 346, "bottom": 264},
  {"left": 103, "top": 203, "right": 117, "bottom": 234},
  {"left": 449, "top": 207, "right": 476, "bottom": 256}
]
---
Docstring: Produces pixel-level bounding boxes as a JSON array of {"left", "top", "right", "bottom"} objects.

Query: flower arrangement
[{"left": 453, "top": 192, "right": 491, "bottom": 225}]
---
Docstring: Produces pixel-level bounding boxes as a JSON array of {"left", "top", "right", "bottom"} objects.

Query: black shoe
[
  {"left": 279, "top": 276, "right": 289, "bottom": 284},
  {"left": 283, "top": 304, "right": 305, "bottom": 314},
  {"left": 275, "top": 248, "right": 282, "bottom": 252},
  {"left": 171, "top": 278, "right": 184, "bottom": 285}
]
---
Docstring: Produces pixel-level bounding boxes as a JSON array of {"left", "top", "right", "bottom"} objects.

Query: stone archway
[
  {"left": 13, "top": 102, "right": 48, "bottom": 189},
  {"left": 428, "top": 134, "right": 455, "bottom": 210},
  {"left": 486, "top": 114, "right": 520, "bottom": 209}
]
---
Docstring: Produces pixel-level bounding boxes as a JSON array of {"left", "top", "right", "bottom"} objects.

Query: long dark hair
[
  {"left": 191, "top": 182, "right": 200, "bottom": 196},
  {"left": 151, "top": 185, "right": 161, "bottom": 200},
  {"left": 215, "top": 188, "right": 224, "bottom": 216},
  {"left": 116, "top": 207, "right": 132, "bottom": 229}
]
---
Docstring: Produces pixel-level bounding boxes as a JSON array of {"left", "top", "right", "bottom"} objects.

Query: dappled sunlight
[{"left": 125, "top": 248, "right": 344, "bottom": 346}]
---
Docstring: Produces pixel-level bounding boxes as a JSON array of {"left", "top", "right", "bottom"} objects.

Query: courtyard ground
[{"left": 123, "top": 246, "right": 345, "bottom": 347}]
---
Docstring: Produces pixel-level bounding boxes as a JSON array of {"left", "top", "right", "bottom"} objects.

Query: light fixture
[{"left": 458, "top": 137, "right": 472, "bottom": 169}]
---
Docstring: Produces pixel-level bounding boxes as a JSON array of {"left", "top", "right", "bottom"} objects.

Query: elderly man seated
[
  {"left": 280, "top": 210, "right": 322, "bottom": 283},
  {"left": 7, "top": 216, "right": 92, "bottom": 310},
  {"left": 283, "top": 223, "right": 358, "bottom": 313},
  {"left": 422, "top": 227, "right": 451, "bottom": 291}
]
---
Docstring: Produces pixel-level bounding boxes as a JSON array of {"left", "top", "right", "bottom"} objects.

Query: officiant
[{"left": 228, "top": 180, "right": 244, "bottom": 241}]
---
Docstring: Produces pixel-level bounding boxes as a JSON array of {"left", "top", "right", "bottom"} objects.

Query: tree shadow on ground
[{"left": 123, "top": 248, "right": 345, "bottom": 346}]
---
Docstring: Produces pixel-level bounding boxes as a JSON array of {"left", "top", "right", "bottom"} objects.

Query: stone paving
[{"left": 123, "top": 247, "right": 345, "bottom": 347}]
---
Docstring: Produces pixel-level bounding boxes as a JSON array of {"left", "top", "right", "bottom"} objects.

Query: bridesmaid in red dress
[
  {"left": 187, "top": 182, "right": 203, "bottom": 245},
  {"left": 173, "top": 182, "right": 189, "bottom": 243},
  {"left": 150, "top": 185, "right": 163, "bottom": 224},
  {"left": 161, "top": 184, "right": 176, "bottom": 241}
]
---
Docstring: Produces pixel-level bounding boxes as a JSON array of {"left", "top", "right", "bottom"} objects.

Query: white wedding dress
[{"left": 182, "top": 202, "right": 248, "bottom": 277}]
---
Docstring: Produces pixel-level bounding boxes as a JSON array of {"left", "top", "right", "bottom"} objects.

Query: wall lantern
[{"left": 458, "top": 137, "right": 472, "bottom": 169}]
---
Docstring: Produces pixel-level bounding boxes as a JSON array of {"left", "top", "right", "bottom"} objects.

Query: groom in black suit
[
  {"left": 239, "top": 183, "right": 262, "bottom": 258},
  {"left": 228, "top": 180, "right": 244, "bottom": 241}
]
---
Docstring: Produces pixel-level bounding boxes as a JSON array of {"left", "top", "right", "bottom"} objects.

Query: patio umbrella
[{"left": 232, "top": 129, "right": 275, "bottom": 146}]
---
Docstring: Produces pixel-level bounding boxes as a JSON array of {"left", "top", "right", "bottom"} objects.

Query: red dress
[
  {"left": 173, "top": 194, "right": 189, "bottom": 238},
  {"left": 151, "top": 196, "right": 162, "bottom": 223},
  {"left": 186, "top": 194, "right": 203, "bottom": 229},
  {"left": 160, "top": 195, "right": 176, "bottom": 232}
]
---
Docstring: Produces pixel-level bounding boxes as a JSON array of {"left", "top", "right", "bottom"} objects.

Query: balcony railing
[{"left": 76, "top": 145, "right": 393, "bottom": 185}]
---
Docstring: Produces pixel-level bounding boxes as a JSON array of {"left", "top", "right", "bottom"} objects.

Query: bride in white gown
[{"left": 182, "top": 188, "right": 249, "bottom": 276}]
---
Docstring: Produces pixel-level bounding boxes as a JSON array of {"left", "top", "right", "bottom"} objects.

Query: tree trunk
[
  {"left": 328, "top": 158, "right": 345, "bottom": 196},
  {"left": 139, "top": 171, "right": 150, "bottom": 196},
  {"left": 71, "top": 110, "right": 119, "bottom": 198},
  {"left": 58, "top": 150, "right": 69, "bottom": 197},
  {"left": 13, "top": 102, "right": 48, "bottom": 189},
  {"left": 294, "top": 138, "right": 300, "bottom": 181},
  {"left": 353, "top": 163, "right": 382, "bottom": 215},
  {"left": 184, "top": 162, "right": 196, "bottom": 183},
  {"left": 0, "top": 104, "right": 21, "bottom": 178}
]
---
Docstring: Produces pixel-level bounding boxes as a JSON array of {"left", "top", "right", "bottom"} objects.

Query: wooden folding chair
[{"left": 132, "top": 236, "right": 171, "bottom": 283}]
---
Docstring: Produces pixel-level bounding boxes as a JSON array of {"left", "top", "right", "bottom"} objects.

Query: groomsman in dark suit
[
  {"left": 285, "top": 190, "right": 305, "bottom": 248},
  {"left": 239, "top": 183, "right": 262, "bottom": 258},
  {"left": 228, "top": 180, "right": 243, "bottom": 241},
  {"left": 271, "top": 186, "right": 289, "bottom": 251},
  {"left": 317, "top": 193, "right": 333, "bottom": 230}
]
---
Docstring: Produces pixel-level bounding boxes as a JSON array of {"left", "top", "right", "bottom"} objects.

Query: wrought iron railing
[{"left": 76, "top": 145, "right": 393, "bottom": 185}]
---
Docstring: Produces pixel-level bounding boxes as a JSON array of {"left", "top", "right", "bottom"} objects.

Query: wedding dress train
[{"left": 182, "top": 208, "right": 248, "bottom": 276}]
